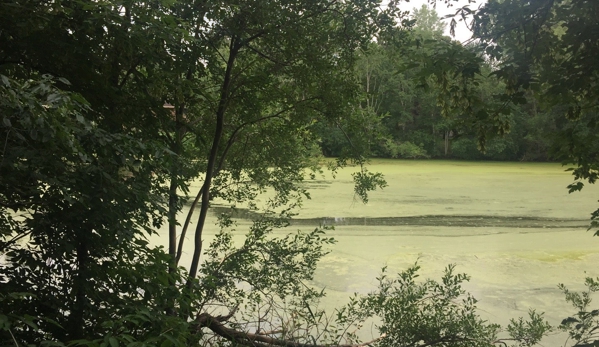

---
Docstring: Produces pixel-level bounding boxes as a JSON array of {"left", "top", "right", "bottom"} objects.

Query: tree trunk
[
  {"left": 168, "top": 105, "right": 184, "bottom": 271},
  {"left": 444, "top": 130, "right": 449, "bottom": 156},
  {"left": 69, "top": 239, "right": 88, "bottom": 339},
  {"left": 187, "top": 38, "right": 239, "bottom": 285}
]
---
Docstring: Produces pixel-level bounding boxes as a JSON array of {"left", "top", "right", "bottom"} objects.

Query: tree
[
  {"left": 434, "top": 1, "right": 599, "bottom": 344},
  {"left": 0, "top": 73, "right": 176, "bottom": 344},
  {"left": 412, "top": 5, "right": 446, "bottom": 39},
  {"left": 342, "top": 5, "right": 515, "bottom": 160},
  {"left": 461, "top": 0, "right": 599, "bottom": 230},
  {"left": 0, "top": 0, "right": 569, "bottom": 346},
  {"left": 0, "top": 0, "right": 390, "bottom": 345},
  {"left": 318, "top": 8, "right": 444, "bottom": 160}
]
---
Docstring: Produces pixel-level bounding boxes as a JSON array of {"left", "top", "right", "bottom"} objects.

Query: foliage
[
  {"left": 383, "top": 140, "right": 430, "bottom": 159},
  {"left": 334, "top": 264, "right": 552, "bottom": 347},
  {"left": 1, "top": 1, "right": 597, "bottom": 347},
  {"left": 0, "top": 74, "right": 188, "bottom": 345},
  {"left": 0, "top": 1, "right": 419, "bottom": 346},
  {"left": 352, "top": 168, "right": 388, "bottom": 204},
  {"left": 559, "top": 277, "right": 599, "bottom": 347},
  {"left": 320, "top": 5, "right": 552, "bottom": 162},
  {"left": 366, "top": 264, "right": 502, "bottom": 347},
  {"left": 505, "top": 311, "right": 552, "bottom": 347},
  {"left": 465, "top": 0, "right": 599, "bottom": 231}
]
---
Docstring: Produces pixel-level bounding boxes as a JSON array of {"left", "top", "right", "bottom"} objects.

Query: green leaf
[
  {"left": 57, "top": 77, "right": 71, "bottom": 86},
  {"left": 560, "top": 317, "right": 580, "bottom": 325}
]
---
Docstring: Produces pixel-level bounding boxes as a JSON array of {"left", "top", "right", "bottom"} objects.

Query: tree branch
[
  {"left": 246, "top": 44, "right": 292, "bottom": 66},
  {"left": 118, "top": 59, "right": 141, "bottom": 89},
  {"left": 240, "top": 0, "right": 340, "bottom": 46},
  {"left": 195, "top": 312, "right": 385, "bottom": 347},
  {"left": 176, "top": 98, "right": 317, "bottom": 265},
  {"left": 211, "top": 101, "right": 312, "bottom": 177}
]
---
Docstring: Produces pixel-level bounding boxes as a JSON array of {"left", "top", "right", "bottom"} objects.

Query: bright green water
[{"left": 160, "top": 160, "right": 599, "bottom": 343}]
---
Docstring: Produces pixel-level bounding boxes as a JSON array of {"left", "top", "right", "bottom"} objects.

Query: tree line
[{"left": 319, "top": 5, "right": 564, "bottom": 162}]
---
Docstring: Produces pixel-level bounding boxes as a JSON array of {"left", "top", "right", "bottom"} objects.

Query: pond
[{"left": 162, "top": 159, "right": 599, "bottom": 343}]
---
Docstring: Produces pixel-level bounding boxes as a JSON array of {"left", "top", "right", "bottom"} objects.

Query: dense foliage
[
  {"left": 0, "top": 0, "right": 393, "bottom": 345},
  {"left": 1, "top": 0, "right": 598, "bottom": 347},
  {"left": 320, "top": 5, "right": 564, "bottom": 162}
]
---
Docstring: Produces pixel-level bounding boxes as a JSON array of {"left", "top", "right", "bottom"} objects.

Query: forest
[
  {"left": 321, "top": 5, "right": 559, "bottom": 162},
  {"left": 319, "top": 4, "right": 594, "bottom": 163},
  {"left": 1, "top": 0, "right": 598, "bottom": 346}
]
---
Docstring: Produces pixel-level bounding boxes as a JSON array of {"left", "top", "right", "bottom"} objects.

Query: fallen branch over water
[{"left": 194, "top": 311, "right": 386, "bottom": 347}]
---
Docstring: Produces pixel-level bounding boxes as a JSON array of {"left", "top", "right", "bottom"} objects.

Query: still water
[{"left": 162, "top": 160, "right": 599, "bottom": 343}]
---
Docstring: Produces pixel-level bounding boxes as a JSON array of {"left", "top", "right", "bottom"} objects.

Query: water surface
[{"left": 164, "top": 160, "right": 599, "bottom": 343}]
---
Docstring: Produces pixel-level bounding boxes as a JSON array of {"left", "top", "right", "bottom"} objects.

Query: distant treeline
[{"left": 317, "top": 5, "right": 565, "bottom": 162}]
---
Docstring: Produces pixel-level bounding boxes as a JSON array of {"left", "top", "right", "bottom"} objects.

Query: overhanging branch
[{"left": 194, "top": 312, "right": 386, "bottom": 347}]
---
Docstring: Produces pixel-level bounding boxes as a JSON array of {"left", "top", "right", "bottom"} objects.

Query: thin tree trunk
[
  {"left": 168, "top": 176, "right": 178, "bottom": 264},
  {"left": 432, "top": 114, "right": 435, "bottom": 150},
  {"left": 176, "top": 185, "right": 204, "bottom": 266},
  {"left": 187, "top": 38, "right": 239, "bottom": 284},
  {"left": 168, "top": 104, "right": 185, "bottom": 273},
  {"left": 444, "top": 130, "right": 449, "bottom": 156},
  {"left": 70, "top": 239, "right": 88, "bottom": 339}
]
